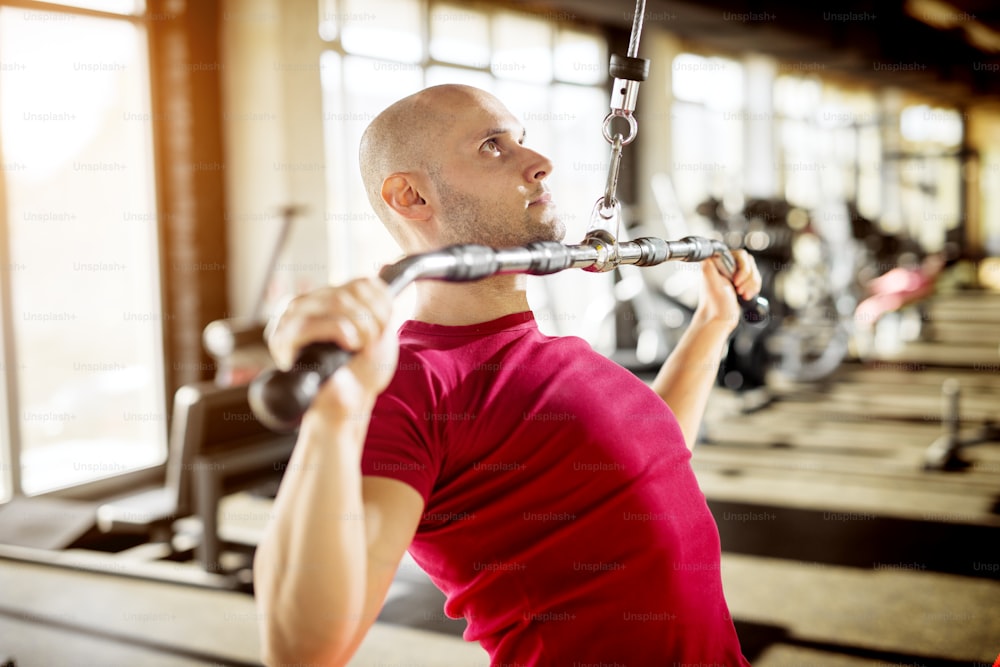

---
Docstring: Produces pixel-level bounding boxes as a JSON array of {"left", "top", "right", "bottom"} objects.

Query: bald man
[{"left": 254, "top": 85, "right": 758, "bottom": 666}]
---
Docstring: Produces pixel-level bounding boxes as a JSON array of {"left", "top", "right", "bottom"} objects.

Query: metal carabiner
[
  {"left": 583, "top": 196, "right": 623, "bottom": 273},
  {"left": 602, "top": 133, "right": 625, "bottom": 211}
]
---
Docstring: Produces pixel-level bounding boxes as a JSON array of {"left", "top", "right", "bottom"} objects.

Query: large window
[
  {"left": 670, "top": 52, "right": 746, "bottom": 215},
  {"left": 317, "top": 0, "right": 610, "bottom": 337},
  {"left": 0, "top": 0, "right": 164, "bottom": 498},
  {"left": 895, "top": 104, "right": 963, "bottom": 252},
  {"left": 669, "top": 48, "right": 964, "bottom": 256}
]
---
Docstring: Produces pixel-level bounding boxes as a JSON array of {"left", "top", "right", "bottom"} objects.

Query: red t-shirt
[{"left": 362, "top": 312, "right": 750, "bottom": 666}]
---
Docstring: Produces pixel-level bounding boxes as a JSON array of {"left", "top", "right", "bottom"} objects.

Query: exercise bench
[{"left": 96, "top": 381, "right": 296, "bottom": 572}]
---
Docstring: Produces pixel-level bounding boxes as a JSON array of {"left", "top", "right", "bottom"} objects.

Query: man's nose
[{"left": 523, "top": 148, "right": 553, "bottom": 183}]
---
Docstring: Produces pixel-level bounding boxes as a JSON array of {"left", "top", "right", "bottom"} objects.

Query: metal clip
[
  {"left": 603, "top": 52, "right": 648, "bottom": 146},
  {"left": 610, "top": 78, "right": 642, "bottom": 116},
  {"left": 582, "top": 197, "right": 622, "bottom": 273},
  {"left": 602, "top": 133, "right": 625, "bottom": 210}
]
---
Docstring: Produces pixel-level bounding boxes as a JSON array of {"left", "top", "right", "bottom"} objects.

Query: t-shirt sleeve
[{"left": 361, "top": 385, "right": 440, "bottom": 505}]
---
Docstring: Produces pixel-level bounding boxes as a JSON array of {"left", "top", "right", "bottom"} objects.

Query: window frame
[
  {"left": 315, "top": 0, "right": 614, "bottom": 339},
  {"left": 0, "top": 0, "right": 229, "bottom": 501}
]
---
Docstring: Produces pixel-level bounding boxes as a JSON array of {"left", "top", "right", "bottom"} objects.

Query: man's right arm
[{"left": 252, "top": 278, "right": 424, "bottom": 666}]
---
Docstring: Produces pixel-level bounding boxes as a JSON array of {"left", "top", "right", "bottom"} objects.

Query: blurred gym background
[{"left": 0, "top": 0, "right": 998, "bottom": 665}]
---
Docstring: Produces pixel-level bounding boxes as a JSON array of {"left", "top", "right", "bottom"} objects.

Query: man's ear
[{"left": 381, "top": 173, "right": 431, "bottom": 221}]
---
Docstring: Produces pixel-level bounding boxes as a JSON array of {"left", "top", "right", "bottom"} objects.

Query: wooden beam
[{"left": 147, "top": 0, "right": 230, "bottom": 400}]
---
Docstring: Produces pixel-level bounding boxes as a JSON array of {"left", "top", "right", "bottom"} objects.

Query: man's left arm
[{"left": 650, "top": 250, "right": 761, "bottom": 449}]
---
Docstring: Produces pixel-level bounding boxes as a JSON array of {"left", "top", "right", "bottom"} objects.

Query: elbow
[
  {"left": 260, "top": 643, "right": 314, "bottom": 667},
  {"left": 260, "top": 614, "right": 356, "bottom": 667},
  {"left": 259, "top": 621, "right": 299, "bottom": 667},
  {"left": 260, "top": 641, "right": 297, "bottom": 667},
  {"left": 260, "top": 630, "right": 352, "bottom": 667}
]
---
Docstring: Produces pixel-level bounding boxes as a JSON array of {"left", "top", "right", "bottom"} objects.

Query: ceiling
[{"left": 523, "top": 0, "right": 1000, "bottom": 106}]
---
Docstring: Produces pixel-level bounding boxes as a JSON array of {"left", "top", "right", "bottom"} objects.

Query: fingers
[
  {"left": 728, "top": 249, "right": 762, "bottom": 300},
  {"left": 269, "top": 278, "right": 393, "bottom": 370},
  {"left": 698, "top": 250, "right": 764, "bottom": 331}
]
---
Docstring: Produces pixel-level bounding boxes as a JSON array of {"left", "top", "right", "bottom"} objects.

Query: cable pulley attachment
[
  {"left": 602, "top": 53, "right": 649, "bottom": 146},
  {"left": 593, "top": 0, "right": 651, "bottom": 252}
]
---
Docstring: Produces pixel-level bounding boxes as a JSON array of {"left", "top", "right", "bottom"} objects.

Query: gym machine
[
  {"left": 248, "top": 0, "right": 769, "bottom": 432},
  {"left": 924, "top": 378, "right": 1000, "bottom": 471}
]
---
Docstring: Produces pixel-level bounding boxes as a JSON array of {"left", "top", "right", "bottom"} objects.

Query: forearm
[
  {"left": 650, "top": 311, "right": 732, "bottom": 449},
  {"left": 253, "top": 276, "right": 407, "bottom": 665},
  {"left": 254, "top": 404, "right": 373, "bottom": 666}
]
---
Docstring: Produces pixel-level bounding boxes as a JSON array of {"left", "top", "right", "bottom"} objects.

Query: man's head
[{"left": 359, "top": 84, "right": 564, "bottom": 253}]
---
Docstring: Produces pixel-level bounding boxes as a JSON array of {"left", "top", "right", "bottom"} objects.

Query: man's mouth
[{"left": 528, "top": 192, "right": 552, "bottom": 207}]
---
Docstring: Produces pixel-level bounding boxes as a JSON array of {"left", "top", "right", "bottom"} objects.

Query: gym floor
[{"left": 1, "top": 290, "right": 999, "bottom": 667}]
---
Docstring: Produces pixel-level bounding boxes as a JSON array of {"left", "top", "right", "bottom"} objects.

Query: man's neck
[{"left": 412, "top": 274, "right": 531, "bottom": 326}]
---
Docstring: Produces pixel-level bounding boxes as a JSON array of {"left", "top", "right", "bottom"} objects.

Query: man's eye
[{"left": 482, "top": 139, "right": 501, "bottom": 155}]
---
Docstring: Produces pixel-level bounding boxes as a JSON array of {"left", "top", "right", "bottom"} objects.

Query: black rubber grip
[
  {"left": 248, "top": 345, "right": 352, "bottom": 432},
  {"left": 609, "top": 54, "right": 650, "bottom": 81},
  {"left": 739, "top": 294, "right": 770, "bottom": 325}
]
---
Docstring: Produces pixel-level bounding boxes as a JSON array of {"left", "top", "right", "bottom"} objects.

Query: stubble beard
[{"left": 434, "top": 180, "right": 565, "bottom": 249}]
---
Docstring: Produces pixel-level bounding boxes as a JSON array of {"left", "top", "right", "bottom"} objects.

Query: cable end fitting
[{"left": 609, "top": 54, "right": 650, "bottom": 81}]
